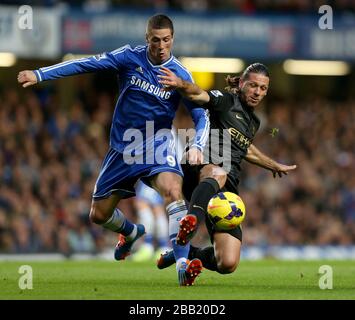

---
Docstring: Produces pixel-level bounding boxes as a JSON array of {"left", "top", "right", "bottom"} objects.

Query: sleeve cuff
[{"left": 34, "top": 69, "right": 43, "bottom": 82}]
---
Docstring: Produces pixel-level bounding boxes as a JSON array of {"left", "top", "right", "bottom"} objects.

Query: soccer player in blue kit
[{"left": 17, "top": 14, "right": 209, "bottom": 286}]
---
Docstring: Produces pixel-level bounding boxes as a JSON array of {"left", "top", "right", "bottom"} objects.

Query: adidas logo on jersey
[
  {"left": 135, "top": 66, "right": 144, "bottom": 74},
  {"left": 93, "top": 53, "right": 107, "bottom": 61}
]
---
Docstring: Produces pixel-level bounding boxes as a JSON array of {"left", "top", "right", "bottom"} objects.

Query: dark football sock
[
  {"left": 188, "top": 177, "right": 220, "bottom": 224},
  {"left": 189, "top": 245, "right": 218, "bottom": 272},
  {"left": 188, "top": 245, "right": 199, "bottom": 259}
]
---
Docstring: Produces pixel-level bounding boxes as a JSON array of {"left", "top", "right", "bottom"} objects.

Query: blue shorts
[
  {"left": 135, "top": 180, "right": 164, "bottom": 206},
  {"left": 93, "top": 147, "right": 183, "bottom": 200}
]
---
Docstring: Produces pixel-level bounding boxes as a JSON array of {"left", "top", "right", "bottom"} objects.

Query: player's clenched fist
[{"left": 17, "top": 70, "right": 37, "bottom": 88}]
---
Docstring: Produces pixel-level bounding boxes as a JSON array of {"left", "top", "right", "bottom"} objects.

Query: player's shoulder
[
  {"left": 207, "top": 90, "right": 235, "bottom": 108},
  {"left": 169, "top": 57, "right": 193, "bottom": 82},
  {"left": 209, "top": 89, "right": 234, "bottom": 99},
  {"left": 111, "top": 45, "right": 146, "bottom": 57}
]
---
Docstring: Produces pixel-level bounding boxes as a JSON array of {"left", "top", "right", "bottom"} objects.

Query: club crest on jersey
[{"left": 211, "top": 90, "right": 223, "bottom": 97}]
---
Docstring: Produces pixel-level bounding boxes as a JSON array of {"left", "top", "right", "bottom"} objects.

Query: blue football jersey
[{"left": 34, "top": 45, "right": 209, "bottom": 153}]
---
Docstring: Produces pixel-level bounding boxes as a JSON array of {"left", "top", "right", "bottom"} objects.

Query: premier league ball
[{"left": 207, "top": 192, "right": 246, "bottom": 230}]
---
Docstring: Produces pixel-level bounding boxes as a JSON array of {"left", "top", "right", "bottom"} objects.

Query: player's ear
[{"left": 238, "top": 79, "right": 243, "bottom": 89}]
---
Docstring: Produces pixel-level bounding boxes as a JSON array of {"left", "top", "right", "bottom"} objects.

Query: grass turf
[{"left": 0, "top": 259, "right": 354, "bottom": 300}]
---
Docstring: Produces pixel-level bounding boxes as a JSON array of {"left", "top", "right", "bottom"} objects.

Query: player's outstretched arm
[
  {"left": 245, "top": 144, "right": 297, "bottom": 178},
  {"left": 17, "top": 70, "right": 38, "bottom": 88},
  {"left": 17, "top": 50, "right": 124, "bottom": 86},
  {"left": 158, "top": 67, "right": 210, "bottom": 105}
]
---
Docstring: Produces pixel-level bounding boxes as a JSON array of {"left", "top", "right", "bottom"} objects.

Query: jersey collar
[{"left": 145, "top": 46, "right": 174, "bottom": 68}]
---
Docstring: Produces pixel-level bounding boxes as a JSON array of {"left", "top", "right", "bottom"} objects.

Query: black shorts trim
[
  {"left": 205, "top": 214, "right": 243, "bottom": 242},
  {"left": 182, "top": 163, "right": 240, "bottom": 201}
]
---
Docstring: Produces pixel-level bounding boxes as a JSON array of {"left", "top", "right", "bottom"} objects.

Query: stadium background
[{"left": 0, "top": 1, "right": 354, "bottom": 262}]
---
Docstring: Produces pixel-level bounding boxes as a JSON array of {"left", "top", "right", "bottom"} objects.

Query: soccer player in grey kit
[{"left": 157, "top": 63, "right": 297, "bottom": 274}]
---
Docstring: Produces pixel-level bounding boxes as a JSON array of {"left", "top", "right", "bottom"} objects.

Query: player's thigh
[
  {"left": 199, "top": 164, "right": 227, "bottom": 188},
  {"left": 213, "top": 232, "right": 241, "bottom": 273},
  {"left": 150, "top": 172, "right": 183, "bottom": 203}
]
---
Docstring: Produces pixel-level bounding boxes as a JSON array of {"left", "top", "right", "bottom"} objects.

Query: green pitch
[{"left": 0, "top": 259, "right": 354, "bottom": 300}]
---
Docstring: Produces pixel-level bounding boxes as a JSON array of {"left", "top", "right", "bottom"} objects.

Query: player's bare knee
[
  {"left": 89, "top": 206, "right": 110, "bottom": 225},
  {"left": 200, "top": 165, "right": 227, "bottom": 189},
  {"left": 217, "top": 259, "right": 238, "bottom": 274},
  {"left": 160, "top": 184, "right": 183, "bottom": 204},
  {"left": 213, "top": 174, "right": 227, "bottom": 189},
  {"left": 89, "top": 207, "right": 100, "bottom": 224},
  {"left": 152, "top": 172, "right": 183, "bottom": 204},
  {"left": 215, "top": 250, "right": 239, "bottom": 274},
  {"left": 169, "top": 185, "right": 183, "bottom": 202}
]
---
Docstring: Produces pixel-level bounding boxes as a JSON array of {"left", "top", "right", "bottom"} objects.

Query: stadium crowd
[
  {"left": 240, "top": 97, "right": 355, "bottom": 246},
  {"left": 0, "top": 80, "right": 354, "bottom": 255},
  {"left": 2, "top": 0, "right": 355, "bottom": 14}
]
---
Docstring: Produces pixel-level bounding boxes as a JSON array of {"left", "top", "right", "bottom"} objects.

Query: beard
[{"left": 240, "top": 89, "right": 261, "bottom": 109}]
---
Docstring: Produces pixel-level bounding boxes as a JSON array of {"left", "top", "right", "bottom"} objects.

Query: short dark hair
[
  {"left": 147, "top": 14, "right": 174, "bottom": 35},
  {"left": 225, "top": 63, "right": 269, "bottom": 94}
]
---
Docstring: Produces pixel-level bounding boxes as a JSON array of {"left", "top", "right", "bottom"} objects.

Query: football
[{"left": 207, "top": 192, "right": 246, "bottom": 230}]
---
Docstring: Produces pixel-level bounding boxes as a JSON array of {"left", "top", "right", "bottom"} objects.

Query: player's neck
[{"left": 147, "top": 51, "right": 171, "bottom": 66}]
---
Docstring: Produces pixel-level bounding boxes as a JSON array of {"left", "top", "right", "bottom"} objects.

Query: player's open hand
[
  {"left": 186, "top": 146, "right": 204, "bottom": 165},
  {"left": 158, "top": 67, "right": 183, "bottom": 90},
  {"left": 17, "top": 70, "right": 37, "bottom": 88},
  {"left": 271, "top": 163, "right": 297, "bottom": 178}
]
